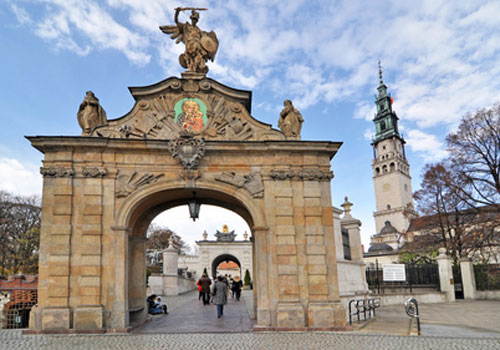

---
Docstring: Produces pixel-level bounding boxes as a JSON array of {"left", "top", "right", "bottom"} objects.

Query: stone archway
[
  {"left": 28, "top": 73, "right": 347, "bottom": 332},
  {"left": 211, "top": 253, "right": 241, "bottom": 279}
]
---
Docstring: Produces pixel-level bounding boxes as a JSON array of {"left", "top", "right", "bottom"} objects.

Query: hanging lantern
[{"left": 188, "top": 192, "right": 201, "bottom": 221}]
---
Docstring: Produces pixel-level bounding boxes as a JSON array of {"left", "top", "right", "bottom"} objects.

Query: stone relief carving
[
  {"left": 77, "top": 91, "right": 107, "bottom": 136},
  {"left": 160, "top": 7, "right": 218, "bottom": 74},
  {"left": 82, "top": 167, "right": 107, "bottom": 177},
  {"left": 269, "top": 170, "right": 333, "bottom": 181},
  {"left": 168, "top": 135, "right": 205, "bottom": 170},
  {"left": 278, "top": 100, "right": 303, "bottom": 140},
  {"left": 40, "top": 167, "right": 75, "bottom": 177},
  {"left": 116, "top": 171, "right": 164, "bottom": 198},
  {"left": 215, "top": 172, "right": 264, "bottom": 198},
  {"left": 89, "top": 78, "right": 285, "bottom": 142}
]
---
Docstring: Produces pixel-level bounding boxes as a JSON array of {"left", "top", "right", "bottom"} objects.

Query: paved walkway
[
  {"left": 134, "top": 290, "right": 253, "bottom": 333},
  {"left": 354, "top": 300, "right": 500, "bottom": 337},
  {"left": 2, "top": 297, "right": 500, "bottom": 349}
]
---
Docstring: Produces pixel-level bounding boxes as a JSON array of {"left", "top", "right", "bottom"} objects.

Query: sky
[{"left": 1, "top": 1, "right": 500, "bottom": 252}]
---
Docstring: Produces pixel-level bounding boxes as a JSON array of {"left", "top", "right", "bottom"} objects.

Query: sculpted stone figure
[
  {"left": 160, "top": 7, "right": 219, "bottom": 74},
  {"left": 278, "top": 100, "right": 304, "bottom": 139},
  {"left": 77, "top": 91, "right": 107, "bottom": 135}
]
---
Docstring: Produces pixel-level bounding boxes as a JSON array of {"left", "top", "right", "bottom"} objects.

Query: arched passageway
[{"left": 211, "top": 254, "right": 241, "bottom": 278}]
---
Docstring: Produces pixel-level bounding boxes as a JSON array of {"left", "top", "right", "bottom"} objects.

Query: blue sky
[{"left": 1, "top": 1, "right": 500, "bottom": 251}]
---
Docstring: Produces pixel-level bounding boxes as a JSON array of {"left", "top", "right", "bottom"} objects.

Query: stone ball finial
[
  {"left": 202, "top": 230, "right": 208, "bottom": 240},
  {"left": 438, "top": 247, "right": 447, "bottom": 256},
  {"left": 341, "top": 196, "right": 353, "bottom": 218},
  {"left": 243, "top": 231, "right": 248, "bottom": 241}
]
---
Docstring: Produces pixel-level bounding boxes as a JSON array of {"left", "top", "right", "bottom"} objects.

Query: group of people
[
  {"left": 146, "top": 273, "right": 244, "bottom": 319},
  {"left": 197, "top": 273, "right": 243, "bottom": 318}
]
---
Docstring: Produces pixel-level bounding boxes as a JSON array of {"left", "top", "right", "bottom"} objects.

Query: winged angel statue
[{"left": 160, "top": 7, "right": 219, "bottom": 74}]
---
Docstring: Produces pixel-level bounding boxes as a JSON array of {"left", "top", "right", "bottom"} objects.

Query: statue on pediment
[
  {"left": 278, "top": 100, "right": 303, "bottom": 139},
  {"left": 160, "top": 7, "right": 219, "bottom": 74},
  {"left": 77, "top": 91, "right": 107, "bottom": 136}
]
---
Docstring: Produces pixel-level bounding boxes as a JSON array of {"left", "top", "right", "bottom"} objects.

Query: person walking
[
  {"left": 232, "top": 276, "right": 243, "bottom": 301},
  {"left": 199, "top": 273, "right": 212, "bottom": 305},
  {"left": 212, "top": 275, "right": 228, "bottom": 318}
]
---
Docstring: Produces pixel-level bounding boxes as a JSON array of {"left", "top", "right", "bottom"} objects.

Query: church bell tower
[{"left": 371, "top": 62, "right": 416, "bottom": 235}]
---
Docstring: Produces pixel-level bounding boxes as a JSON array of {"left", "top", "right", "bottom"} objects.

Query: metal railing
[
  {"left": 366, "top": 263, "right": 440, "bottom": 294},
  {"left": 348, "top": 298, "right": 381, "bottom": 325}
]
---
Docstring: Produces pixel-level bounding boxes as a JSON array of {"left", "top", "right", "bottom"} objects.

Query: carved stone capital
[
  {"left": 40, "top": 167, "right": 75, "bottom": 177},
  {"left": 82, "top": 167, "right": 108, "bottom": 177},
  {"left": 269, "top": 170, "right": 295, "bottom": 180},
  {"left": 268, "top": 169, "right": 333, "bottom": 181}
]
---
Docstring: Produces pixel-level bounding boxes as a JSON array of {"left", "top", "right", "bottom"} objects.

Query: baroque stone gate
[{"left": 27, "top": 9, "right": 347, "bottom": 332}]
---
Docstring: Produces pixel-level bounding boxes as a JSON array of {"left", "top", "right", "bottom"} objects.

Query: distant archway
[{"left": 211, "top": 254, "right": 241, "bottom": 278}]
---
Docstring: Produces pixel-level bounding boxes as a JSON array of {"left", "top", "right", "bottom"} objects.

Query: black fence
[
  {"left": 365, "top": 263, "right": 440, "bottom": 294},
  {"left": 474, "top": 264, "right": 500, "bottom": 291}
]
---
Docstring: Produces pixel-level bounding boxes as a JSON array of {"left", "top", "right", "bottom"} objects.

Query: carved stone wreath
[{"left": 168, "top": 135, "right": 205, "bottom": 170}]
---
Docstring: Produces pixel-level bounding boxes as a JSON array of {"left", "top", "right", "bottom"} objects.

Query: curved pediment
[{"left": 92, "top": 75, "right": 285, "bottom": 141}]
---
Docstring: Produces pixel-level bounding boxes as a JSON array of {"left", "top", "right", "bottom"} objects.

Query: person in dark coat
[
  {"left": 212, "top": 275, "right": 228, "bottom": 318},
  {"left": 232, "top": 276, "right": 243, "bottom": 301},
  {"left": 199, "top": 274, "right": 212, "bottom": 305}
]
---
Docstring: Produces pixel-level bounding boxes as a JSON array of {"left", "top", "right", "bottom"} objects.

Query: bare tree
[
  {"left": 447, "top": 103, "right": 500, "bottom": 208},
  {"left": 0, "top": 191, "right": 41, "bottom": 275},
  {"left": 146, "top": 223, "right": 188, "bottom": 254},
  {"left": 413, "top": 164, "right": 499, "bottom": 265}
]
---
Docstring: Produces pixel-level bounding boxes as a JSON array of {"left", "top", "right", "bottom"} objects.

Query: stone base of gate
[
  {"left": 307, "top": 302, "right": 346, "bottom": 329},
  {"left": 40, "top": 307, "right": 71, "bottom": 330},
  {"left": 74, "top": 305, "right": 103, "bottom": 330},
  {"left": 277, "top": 302, "right": 305, "bottom": 328}
]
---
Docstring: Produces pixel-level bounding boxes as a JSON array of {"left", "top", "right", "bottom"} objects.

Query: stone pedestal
[
  {"left": 74, "top": 305, "right": 103, "bottom": 330},
  {"left": 460, "top": 257, "right": 476, "bottom": 300},
  {"left": 437, "top": 248, "right": 455, "bottom": 302},
  {"left": 277, "top": 302, "right": 305, "bottom": 328},
  {"left": 41, "top": 307, "right": 71, "bottom": 330},
  {"left": 307, "top": 302, "right": 346, "bottom": 329}
]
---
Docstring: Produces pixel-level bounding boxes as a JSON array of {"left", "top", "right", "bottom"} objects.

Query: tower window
[
  {"left": 382, "top": 165, "right": 388, "bottom": 173},
  {"left": 381, "top": 121, "right": 386, "bottom": 131},
  {"left": 387, "top": 204, "right": 391, "bottom": 210},
  {"left": 390, "top": 162, "right": 395, "bottom": 171},
  {"left": 375, "top": 167, "right": 380, "bottom": 175}
]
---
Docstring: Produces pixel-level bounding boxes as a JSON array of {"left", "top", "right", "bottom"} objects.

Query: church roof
[
  {"left": 367, "top": 242, "right": 394, "bottom": 253},
  {"left": 380, "top": 220, "right": 398, "bottom": 234}
]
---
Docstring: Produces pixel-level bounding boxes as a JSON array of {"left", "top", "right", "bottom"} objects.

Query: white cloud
[
  {"left": 405, "top": 129, "right": 448, "bottom": 162},
  {"left": 10, "top": 1, "right": 500, "bottom": 135},
  {"left": 0, "top": 157, "right": 42, "bottom": 196}
]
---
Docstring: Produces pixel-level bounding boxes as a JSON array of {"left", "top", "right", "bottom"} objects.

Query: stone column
[
  {"left": 436, "top": 247, "right": 455, "bottom": 302},
  {"left": 162, "top": 238, "right": 179, "bottom": 295},
  {"left": 460, "top": 257, "right": 476, "bottom": 300}
]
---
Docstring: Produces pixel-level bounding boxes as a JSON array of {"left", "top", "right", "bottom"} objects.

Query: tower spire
[{"left": 378, "top": 59, "right": 383, "bottom": 85}]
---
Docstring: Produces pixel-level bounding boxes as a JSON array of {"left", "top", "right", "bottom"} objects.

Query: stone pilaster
[
  {"left": 253, "top": 226, "right": 271, "bottom": 327},
  {"left": 437, "top": 248, "right": 455, "bottom": 302},
  {"left": 460, "top": 257, "right": 476, "bottom": 300},
  {"left": 40, "top": 173, "right": 74, "bottom": 330}
]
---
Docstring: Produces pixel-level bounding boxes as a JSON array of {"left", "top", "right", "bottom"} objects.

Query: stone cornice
[{"left": 26, "top": 136, "right": 342, "bottom": 158}]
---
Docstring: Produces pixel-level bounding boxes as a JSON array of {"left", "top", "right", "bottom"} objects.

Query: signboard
[{"left": 383, "top": 264, "right": 406, "bottom": 281}]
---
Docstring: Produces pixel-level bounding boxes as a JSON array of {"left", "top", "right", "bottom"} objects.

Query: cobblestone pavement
[{"left": 1, "top": 330, "right": 499, "bottom": 350}]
